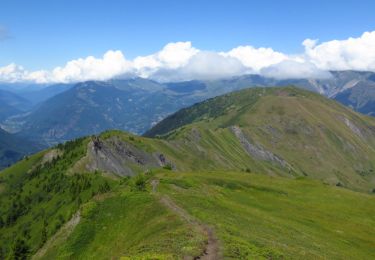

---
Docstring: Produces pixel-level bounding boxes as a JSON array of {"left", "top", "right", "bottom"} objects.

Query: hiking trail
[{"left": 151, "top": 179, "right": 220, "bottom": 260}]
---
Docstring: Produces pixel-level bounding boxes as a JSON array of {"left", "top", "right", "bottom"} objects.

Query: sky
[{"left": 0, "top": 0, "right": 375, "bottom": 83}]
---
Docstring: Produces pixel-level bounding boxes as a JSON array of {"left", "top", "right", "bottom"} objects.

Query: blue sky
[{"left": 1, "top": 0, "right": 375, "bottom": 70}]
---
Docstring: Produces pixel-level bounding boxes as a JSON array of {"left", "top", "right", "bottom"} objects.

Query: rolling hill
[{"left": 0, "top": 86, "right": 375, "bottom": 259}]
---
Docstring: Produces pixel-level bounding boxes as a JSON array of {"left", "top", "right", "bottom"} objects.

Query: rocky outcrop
[
  {"left": 230, "top": 126, "right": 289, "bottom": 168},
  {"left": 85, "top": 136, "right": 171, "bottom": 176},
  {"left": 339, "top": 116, "right": 364, "bottom": 139},
  {"left": 41, "top": 149, "right": 62, "bottom": 165}
]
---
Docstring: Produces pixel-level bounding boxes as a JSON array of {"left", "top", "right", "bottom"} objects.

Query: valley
[{"left": 1, "top": 71, "right": 375, "bottom": 150}]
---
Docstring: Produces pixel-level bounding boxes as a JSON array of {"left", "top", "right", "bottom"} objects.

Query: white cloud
[
  {"left": 260, "top": 60, "right": 332, "bottom": 79},
  {"left": 152, "top": 51, "right": 248, "bottom": 82},
  {"left": 223, "top": 45, "right": 288, "bottom": 72},
  {"left": 51, "top": 50, "right": 133, "bottom": 83},
  {"left": 179, "top": 51, "right": 248, "bottom": 80},
  {"left": 304, "top": 31, "right": 375, "bottom": 71},
  {"left": 0, "top": 51, "right": 133, "bottom": 84},
  {"left": 302, "top": 38, "right": 318, "bottom": 49},
  {"left": 0, "top": 64, "right": 28, "bottom": 83},
  {"left": 1, "top": 30, "right": 375, "bottom": 83},
  {"left": 133, "top": 41, "right": 199, "bottom": 77}
]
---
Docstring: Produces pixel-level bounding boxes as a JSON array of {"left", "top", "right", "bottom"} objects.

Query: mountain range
[
  {"left": 0, "top": 86, "right": 374, "bottom": 259},
  {"left": 1, "top": 70, "right": 375, "bottom": 165}
]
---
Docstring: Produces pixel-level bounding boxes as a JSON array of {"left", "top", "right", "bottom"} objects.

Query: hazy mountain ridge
[
  {"left": 7, "top": 80, "right": 199, "bottom": 146},
  {"left": 1, "top": 70, "right": 375, "bottom": 149},
  {"left": 333, "top": 80, "right": 375, "bottom": 116},
  {"left": 0, "top": 128, "right": 40, "bottom": 169},
  {"left": 0, "top": 89, "right": 32, "bottom": 120}
]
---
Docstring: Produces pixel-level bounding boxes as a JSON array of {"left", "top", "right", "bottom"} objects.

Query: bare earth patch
[{"left": 32, "top": 212, "right": 81, "bottom": 260}]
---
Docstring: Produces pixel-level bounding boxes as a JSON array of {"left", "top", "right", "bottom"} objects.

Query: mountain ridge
[
  {"left": 2, "top": 71, "right": 375, "bottom": 156},
  {"left": 1, "top": 86, "right": 375, "bottom": 259}
]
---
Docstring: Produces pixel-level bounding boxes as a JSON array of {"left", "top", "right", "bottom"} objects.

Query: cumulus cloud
[
  {"left": 0, "top": 64, "right": 28, "bottom": 82},
  {"left": 133, "top": 42, "right": 199, "bottom": 78},
  {"left": 304, "top": 31, "right": 375, "bottom": 71},
  {"left": 223, "top": 45, "right": 288, "bottom": 72},
  {"left": 0, "top": 51, "right": 133, "bottom": 84},
  {"left": 51, "top": 50, "right": 132, "bottom": 83},
  {"left": 1, "top": 30, "right": 375, "bottom": 83}
]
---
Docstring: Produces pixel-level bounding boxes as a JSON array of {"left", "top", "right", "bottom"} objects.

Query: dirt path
[
  {"left": 32, "top": 211, "right": 81, "bottom": 259},
  {"left": 151, "top": 179, "right": 220, "bottom": 260}
]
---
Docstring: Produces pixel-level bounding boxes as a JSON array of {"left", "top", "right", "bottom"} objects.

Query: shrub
[
  {"left": 12, "top": 238, "right": 30, "bottom": 260},
  {"left": 133, "top": 174, "right": 147, "bottom": 191},
  {"left": 163, "top": 164, "right": 173, "bottom": 170}
]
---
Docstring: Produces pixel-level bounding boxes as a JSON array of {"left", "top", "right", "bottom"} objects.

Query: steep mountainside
[
  {"left": 10, "top": 80, "right": 195, "bottom": 146},
  {"left": 0, "top": 128, "right": 40, "bottom": 169},
  {"left": 1, "top": 87, "right": 374, "bottom": 259},
  {"left": 334, "top": 80, "right": 375, "bottom": 116},
  {"left": 145, "top": 87, "right": 375, "bottom": 192}
]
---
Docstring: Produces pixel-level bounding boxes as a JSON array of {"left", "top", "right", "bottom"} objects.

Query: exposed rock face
[
  {"left": 230, "top": 125, "right": 289, "bottom": 168},
  {"left": 190, "top": 127, "right": 202, "bottom": 142},
  {"left": 41, "top": 149, "right": 62, "bottom": 165},
  {"left": 86, "top": 137, "right": 133, "bottom": 176},
  {"left": 85, "top": 136, "right": 169, "bottom": 176},
  {"left": 339, "top": 116, "right": 364, "bottom": 138}
]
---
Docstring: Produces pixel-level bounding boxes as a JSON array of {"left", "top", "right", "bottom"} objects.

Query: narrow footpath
[{"left": 151, "top": 179, "right": 221, "bottom": 260}]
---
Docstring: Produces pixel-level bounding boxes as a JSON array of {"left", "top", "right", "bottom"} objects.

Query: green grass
[
  {"left": 157, "top": 171, "right": 375, "bottom": 259},
  {"left": 0, "top": 138, "right": 115, "bottom": 259},
  {"left": 35, "top": 170, "right": 375, "bottom": 259},
  {"left": 143, "top": 87, "right": 375, "bottom": 192},
  {"left": 40, "top": 190, "right": 205, "bottom": 259}
]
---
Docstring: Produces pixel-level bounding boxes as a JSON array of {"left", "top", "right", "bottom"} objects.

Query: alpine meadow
[{"left": 1, "top": 1, "right": 375, "bottom": 259}]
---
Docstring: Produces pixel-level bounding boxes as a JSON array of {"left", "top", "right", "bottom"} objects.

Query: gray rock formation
[
  {"left": 85, "top": 136, "right": 169, "bottom": 176},
  {"left": 230, "top": 125, "right": 289, "bottom": 168}
]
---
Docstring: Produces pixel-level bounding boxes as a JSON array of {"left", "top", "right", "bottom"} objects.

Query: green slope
[
  {"left": 37, "top": 170, "right": 375, "bottom": 259},
  {"left": 0, "top": 138, "right": 114, "bottom": 258},
  {"left": 1, "top": 86, "right": 375, "bottom": 259},
  {"left": 145, "top": 87, "right": 375, "bottom": 192},
  {"left": 39, "top": 191, "right": 205, "bottom": 259},
  {"left": 158, "top": 171, "right": 375, "bottom": 259}
]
